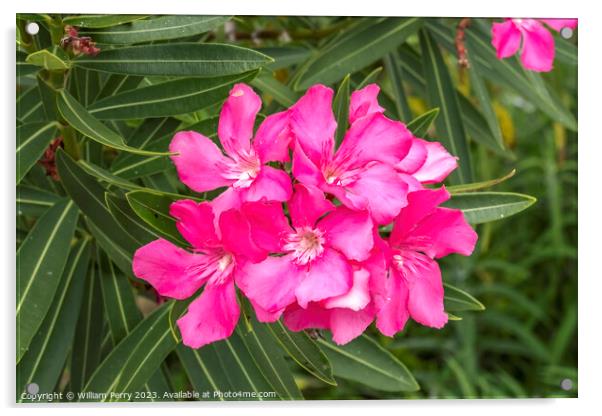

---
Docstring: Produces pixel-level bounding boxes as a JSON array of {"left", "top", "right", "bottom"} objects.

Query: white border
[{"left": 2, "top": 1, "right": 598, "bottom": 415}]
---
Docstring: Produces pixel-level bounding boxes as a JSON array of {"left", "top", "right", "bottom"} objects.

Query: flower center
[
  {"left": 283, "top": 226, "right": 326, "bottom": 265},
  {"left": 188, "top": 249, "right": 235, "bottom": 286},
  {"left": 222, "top": 149, "right": 261, "bottom": 188}
]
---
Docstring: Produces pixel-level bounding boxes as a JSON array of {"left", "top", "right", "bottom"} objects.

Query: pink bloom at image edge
[
  {"left": 132, "top": 82, "right": 478, "bottom": 348},
  {"left": 491, "top": 18, "right": 577, "bottom": 72}
]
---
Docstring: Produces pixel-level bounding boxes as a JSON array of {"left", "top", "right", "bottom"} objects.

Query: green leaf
[
  {"left": 57, "top": 89, "right": 172, "bottom": 156},
  {"left": 88, "top": 70, "right": 258, "bottom": 119},
  {"left": 383, "top": 53, "right": 412, "bottom": 121},
  {"left": 17, "top": 51, "right": 39, "bottom": 77},
  {"left": 238, "top": 322, "right": 303, "bottom": 400},
  {"left": 73, "top": 43, "right": 273, "bottom": 77},
  {"left": 82, "top": 302, "right": 176, "bottom": 400},
  {"left": 17, "top": 185, "right": 63, "bottom": 217},
  {"left": 258, "top": 46, "right": 311, "bottom": 70},
  {"left": 443, "top": 191, "right": 536, "bottom": 224},
  {"left": 295, "top": 17, "right": 421, "bottom": 90},
  {"left": 68, "top": 67, "right": 102, "bottom": 107},
  {"left": 420, "top": 28, "right": 472, "bottom": 183},
  {"left": 80, "top": 15, "right": 231, "bottom": 44},
  {"left": 37, "top": 74, "right": 60, "bottom": 121},
  {"left": 444, "top": 283, "right": 485, "bottom": 312},
  {"left": 406, "top": 107, "right": 439, "bottom": 137},
  {"left": 69, "top": 262, "right": 105, "bottom": 393},
  {"left": 555, "top": 37, "right": 577, "bottom": 66},
  {"left": 467, "top": 50, "right": 505, "bottom": 151},
  {"left": 25, "top": 47, "right": 70, "bottom": 71},
  {"left": 96, "top": 74, "right": 143, "bottom": 101},
  {"left": 447, "top": 169, "right": 516, "bottom": 194},
  {"left": 55, "top": 149, "right": 139, "bottom": 272},
  {"left": 317, "top": 334, "right": 419, "bottom": 392},
  {"left": 251, "top": 73, "right": 299, "bottom": 108},
  {"left": 126, "top": 190, "right": 188, "bottom": 246},
  {"left": 16, "top": 199, "right": 79, "bottom": 363},
  {"left": 17, "top": 239, "right": 91, "bottom": 401},
  {"left": 266, "top": 320, "right": 336, "bottom": 386},
  {"left": 332, "top": 74, "right": 350, "bottom": 146},
  {"left": 62, "top": 15, "right": 149, "bottom": 28},
  {"left": 355, "top": 66, "right": 383, "bottom": 89},
  {"left": 107, "top": 193, "right": 182, "bottom": 245},
  {"left": 16, "top": 122, "right": 58, "bottom": 184},
  {"left": 17, "top": 87, "right": 46, "bottom": 123}
]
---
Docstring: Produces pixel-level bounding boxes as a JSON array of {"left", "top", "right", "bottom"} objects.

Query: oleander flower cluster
[{"left": 132, "top": 83, "right": 478, "bottom": 349}]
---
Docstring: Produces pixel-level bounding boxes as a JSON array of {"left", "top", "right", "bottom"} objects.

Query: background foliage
[{"left": 16, "top": 14, "right": 577, "bottom": 401}]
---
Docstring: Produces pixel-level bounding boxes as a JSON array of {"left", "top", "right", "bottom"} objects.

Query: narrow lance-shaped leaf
[
  {"left": 266, "top": 320, "right": 336, "bottom": 386},
  {"left": 317, "top": 334, "right": 419, "bottom": 392},
  {"left": 420, "top": 28, "right": 472, "bottom": 184},
  {"left": 80, "top": 15, "right": 231, "bottom": 44},
  {"left": 17, "top": 239, "right": 91, "bottom": 401},
  {"left": 447, "top": 169, "right": 516, "bottom": 194},
  {"left": 406, "top": 107, "right": 439, "bottom": 138},
  {"left": 444, "top": 283, "right": 486, "bottom": 312},
  {"left": 295, "top": 17, "right": 421, "bottom": 89},
  {"left": 73, "top": 43, "right": 273, "bottom": 77},
  {"left": 17, "top": 87, "right": 46, "bottom": 124},
  {"left": 17, "top": 185, "right": 63, "bottom": 217},
  {"left": 443, "top": 191, "right": 537, "bottom": 224},
  {"left": 332, "top": 74, "right": 350, "bottom": 146},
  {"left": 16, "top": 199, "right": 79, "bottom": 363},
  {"left": 383, "top": 52, "right": 413, "bottom": 121},
  {"left": 25, "top": 47, "right": 70, "bottom": 71},
  {"left": 237, "top": 319, "right": 303, "bottom": 399},
  {"left": 57, "top": 89, "right": 172, "bottom": 156},
  {"left": 69, "top": 261, "right": 105, "bottom": 393},
  {"left": 62, "top": 14, "right": 149, "bottom": 28},
  {"left": 16, "top": 121, "right": 58, "bottom": 184},
  {"left": 88, "top": 70, "right": 259, "bottom": 120}
]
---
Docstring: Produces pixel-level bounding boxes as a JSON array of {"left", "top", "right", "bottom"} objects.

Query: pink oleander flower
[
  {"left": 282, "top": 234, "right": 390, "bottom": 344},
  {"left": 132, "top": 199, "right": 272, "bottom": 348},
  {"left": 170, "top": 83, "right": 292, "bottom": 203},
  {"left": 236, "top": 184, "right": 376, "bottom": 325},
  {"left": 375, "top": 187, "right": 478, "bottom": 335},
  {"left": 491, "top": 18, "right": 578, "bottom": 72},
  {"left": 290, "top": 84, "right": 413, "bottom": 225},
  {"left": 348, "top": 84, "right": 458, "bottom": 192}
]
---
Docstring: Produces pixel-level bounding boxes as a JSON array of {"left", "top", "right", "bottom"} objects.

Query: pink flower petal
[
  {"left": 343, "top": 162, "right": 409, "bottom": 225},
  {"left": 283, "top": 302, "right": 330, "bottom": 332},
  {"left": 132, "top": 239, "right": 203, "bottom": 300},
  {"left": 411, "top": 140, "right": 458, "bottom": 184},
  {"left": 289, "top": 183, "right": 334, "bottom": 229},
  {"left": 323, "top": 268, "right": 371, "bottom": 311},
  {"left": 169, "top": 200, "right": 218, "bottom": 249},
  {"left": 348, "top": 84, "right": 385, "bottom": 124},
  {"left": 539, "top": 18, "right": 577, "bottom": 32},
  {"left": 336, "top": 113, "right": 412, "bottom": 169},
  {"left": 218, "top": 209, "right": 266, "bottom": 262},
  {"left": 241, "top": 199, "right": 291, "bottom": 252},
  {"left": 291, "top": 142, "right": 325, "bottom": 188},
  {"left": 253, "top": 111, "right": 292, "bottom": 163},
  {"left": 217, "top": 83, "right": 261, "bottom": 158},
  {"left": 250, "top": 299, "right": 284, "bottom": 323},
  {"left": 491, "top": 20, "right": 522, "bottom": 59},
  {"left": 520, "top": 19, "right": 555, "bottom": 72},
  {"left": 404, "top": 254, "right": 448, "bottom": 329},
  {"left": 177, "top": 279, "right": 240, "bottom": 348},
  {"left": 295, "top": 248, "right": 353, "bottom": 308},
  {"left": 236, "top": 255, "right": 302, "bottom": 313},
  {"left": 390, "top": 187, "right": 450, "bottom": 246},
  {"left": 290, "top": 84, "right": 336, "bottom": 166},
  {"left": 396, "top": 137, "right": 428, "bottom": 174},
  {"left": 318, "top": 207, "right": 374, "bottom": 262},
  {"left": 411, "top": 207, "right": 478, "bottom": 258},
  {"left": 241, "top": 165, "right": 292, "bottom": 202},
  {"left": 375, "top": 268, "right": 410, "bottom": 336},
  {"left": 329, "top": 305, "right": 375, "bottom": 345},
  {"left": 169, "top": 131, "right": 232, "bottom": 193}
]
